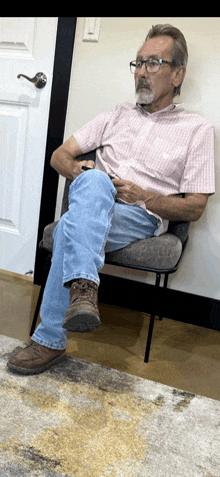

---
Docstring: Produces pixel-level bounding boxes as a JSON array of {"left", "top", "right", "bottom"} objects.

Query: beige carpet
[{"left": 1, "top": 335, "right": 220, "bottom": 476}]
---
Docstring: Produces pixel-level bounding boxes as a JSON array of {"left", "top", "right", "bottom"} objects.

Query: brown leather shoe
[
  {"left": 63, "top": 278, "right": 100, "bottom": 333},
  {"left": 7, "top": 340, "right": 66, "bottom": 375}
]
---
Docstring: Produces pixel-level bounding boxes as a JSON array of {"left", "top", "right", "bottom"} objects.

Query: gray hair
[{"left": 145, "top": 24, "right": 188, "bottom": 97}]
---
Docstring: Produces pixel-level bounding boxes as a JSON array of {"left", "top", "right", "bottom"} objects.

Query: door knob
[{"left": 17, "top": 72, "right": 47, "bottom": 89}]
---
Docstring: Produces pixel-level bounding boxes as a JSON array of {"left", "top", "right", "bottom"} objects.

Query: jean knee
[
  {"left": 70, "top": 169, "right": 115, "bottom": 196},
  {"left": 81, "top": 169, "right": 110, "bottom": 185}
]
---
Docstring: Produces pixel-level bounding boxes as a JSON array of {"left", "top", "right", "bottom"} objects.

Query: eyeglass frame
[{"left": 130, "top": 57, "right": 175, "bottom": 74}]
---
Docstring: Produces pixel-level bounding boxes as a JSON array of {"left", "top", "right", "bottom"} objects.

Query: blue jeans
[{"left": 32, "top": 170, "right": 158, "bottom": 349}]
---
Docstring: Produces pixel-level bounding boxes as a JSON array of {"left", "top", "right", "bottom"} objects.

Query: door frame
[{"left": 34, "top": 17, "right": 77, "bottom": 285}]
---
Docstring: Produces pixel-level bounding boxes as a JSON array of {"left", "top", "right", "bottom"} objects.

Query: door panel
[
  {"left": 0, "top": 17, "right": 36, "bottom": 59},
  {"left": 0, "top": 17, "right": 58, "bottom": 275},
  {"left": 0, "top": 102, "right": 28, "bottom": 235}
]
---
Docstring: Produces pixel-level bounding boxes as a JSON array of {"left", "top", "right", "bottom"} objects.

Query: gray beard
[{"left": 135, "top": 91, "right": 154, "bottom": 105}]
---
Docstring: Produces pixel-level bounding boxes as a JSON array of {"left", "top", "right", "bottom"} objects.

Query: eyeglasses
[{"left": 130, "top": 58, "right": 174, "bottom": 74}]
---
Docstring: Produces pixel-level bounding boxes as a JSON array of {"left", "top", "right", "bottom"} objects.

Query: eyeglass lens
[{"left": 130, "top": 60, "right": 160, "bottom": 74}]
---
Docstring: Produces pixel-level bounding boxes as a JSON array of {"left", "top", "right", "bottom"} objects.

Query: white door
[{"left": 0, "top": 17, "right": 58, "bottom": 276}]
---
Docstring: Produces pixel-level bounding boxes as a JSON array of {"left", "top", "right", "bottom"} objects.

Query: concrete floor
[{"left": 1, "top": 269, "right": 220, "bottom": 401}]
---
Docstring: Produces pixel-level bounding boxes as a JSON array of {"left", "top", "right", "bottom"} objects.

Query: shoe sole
[
  {"left": 7, "top": 352, "right": 66, "bottom": 375},
  {"left": 63, "top": 311, "right": 101, "bottom": 333}
]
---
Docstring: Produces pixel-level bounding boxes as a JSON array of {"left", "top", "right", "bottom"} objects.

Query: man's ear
[{"left": 172, "top": 66, "right": 186, "bottom": 88}]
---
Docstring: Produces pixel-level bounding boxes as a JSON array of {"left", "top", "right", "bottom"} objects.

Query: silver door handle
[{"left": 17, "top": 72, "right": 47, "bottom": 89}]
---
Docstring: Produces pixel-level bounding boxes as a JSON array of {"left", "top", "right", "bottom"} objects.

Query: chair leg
[
  {"left": 30, "top": 252, "right": 52, "bottom": 336},
  {"left": 159, "top": 273, "right": 169, "bottom": 321},
  {"left": 144, "top": 273, "right": 161, "bottom": 363},
  {"left": 144, "top": 312, "right": 156, "bottom": 363}
]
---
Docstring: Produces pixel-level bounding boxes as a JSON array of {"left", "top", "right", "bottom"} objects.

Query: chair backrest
[
  {"left": 167, "top": 220, "right": 190, "bottom": 244},
  {"left": 61, "top": 150, "right": 190, "bottom": 244}
]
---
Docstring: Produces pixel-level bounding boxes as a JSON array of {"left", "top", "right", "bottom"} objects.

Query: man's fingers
[
  {"left": 111, "top": 178, "right": 125, "bottom": 186},
  {"left": 85, "top": 160, "right": 95, "bottom": 169}
]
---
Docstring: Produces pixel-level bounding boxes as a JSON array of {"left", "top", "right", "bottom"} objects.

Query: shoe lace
[
  {"left": 71, "top": 279, "right": 97, "bottom": 302},
  {"left": 27, "top": 340, "right": 52, "bottom": 357}
]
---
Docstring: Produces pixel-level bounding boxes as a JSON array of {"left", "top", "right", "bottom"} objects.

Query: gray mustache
[{"left": 136, "top": 78, "right": 152, "bottom": 92}]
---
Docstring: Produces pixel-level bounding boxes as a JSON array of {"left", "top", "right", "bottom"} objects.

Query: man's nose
[{"left": 140, "top": 62, "right": 147, "bottom": 73}]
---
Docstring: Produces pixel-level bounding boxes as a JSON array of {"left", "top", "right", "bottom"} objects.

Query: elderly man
[{"left": 8, "top": 24, "right": 215, "bottom": 374}]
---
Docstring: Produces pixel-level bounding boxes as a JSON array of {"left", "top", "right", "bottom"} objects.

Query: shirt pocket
[{"left": 146, "top": 136, "right": 186, "bottom": 180}]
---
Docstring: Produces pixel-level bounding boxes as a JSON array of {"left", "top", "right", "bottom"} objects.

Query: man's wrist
[{"left": 142, "top": 190, "right": 161, "bottom": 210}]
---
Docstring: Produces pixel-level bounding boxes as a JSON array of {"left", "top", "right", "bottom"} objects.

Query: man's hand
[
  {"left": 51, "top": 135, "right": 95, "bottom": 180},
  {"left": 72, "top": 160, "right": 95, "bottom": 180},
  {"left": 111, "top": 178, "right": 146, "bottom": 203}
]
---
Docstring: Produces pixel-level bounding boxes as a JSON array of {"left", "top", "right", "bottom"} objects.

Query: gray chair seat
[
  {"left": 42, "top": 221, "right": 184, "bottom": 271},
  {"left": 40, "top": 221, "right": 58, "bottom": 252},
  {"left": 105, "top": 234, "right": 182, "bottom": 271}
]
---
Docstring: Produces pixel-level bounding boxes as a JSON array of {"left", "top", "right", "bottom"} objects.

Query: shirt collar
[{"left": 135, "top": 102, "right": 184, "bottom": 116}]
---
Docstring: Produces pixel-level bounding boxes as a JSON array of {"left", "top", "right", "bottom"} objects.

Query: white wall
[{"left": 55, "top": 17, "right": 220, "bottom": 300}]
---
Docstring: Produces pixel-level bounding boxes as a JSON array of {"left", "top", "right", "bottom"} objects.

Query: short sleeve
[
  {"left": 73, "top": 109, "right": 113, "bottom": 153},
  {"left": 180, "top": 122, "right": 215, "bottom": 194}
]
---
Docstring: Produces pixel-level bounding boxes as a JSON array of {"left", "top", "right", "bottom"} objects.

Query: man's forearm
[
  {"left": 51, "top": 147, "right": 94, "bottom": 180},
  {"left": 143, "top": 191, "right": 207, "bottom": 222},
  {"left": 51, "top": 149, "right": 76, "bottom": 179},
  {"left": 50, "top": 136, "right": 94, "bottom": 180},
  {"left": 112, "top": 178, "right": 209, "bottom": 221}
]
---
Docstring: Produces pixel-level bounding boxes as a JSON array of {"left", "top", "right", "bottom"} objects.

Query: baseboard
[{"left": 99, "top": 273, "right": 220, "bottom": 332}]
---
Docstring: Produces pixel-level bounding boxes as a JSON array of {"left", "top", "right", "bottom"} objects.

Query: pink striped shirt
[{"left": 74, "top": 102, "right": 215, "bottom": 235}]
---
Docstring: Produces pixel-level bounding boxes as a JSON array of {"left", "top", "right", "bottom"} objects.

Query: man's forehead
[{"left": 138, "top": 35, "right": 174, "bottom": 59}]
